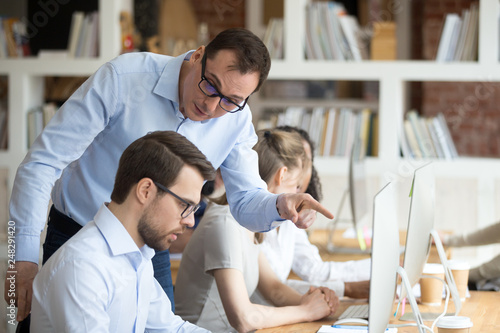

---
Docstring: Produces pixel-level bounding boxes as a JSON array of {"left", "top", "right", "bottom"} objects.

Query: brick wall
[
  {"left": 413, "top": 0, "right": 500, "bottom": 157},
  {"left": 190, "top": 0, "right": 246, "bottom": 39}
]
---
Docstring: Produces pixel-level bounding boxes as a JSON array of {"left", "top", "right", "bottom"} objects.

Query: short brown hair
[
  {"left": 205, "top": 28, "right": 271, "bottom": 93},
  {"left": 111, "top": 131, "right": 216, "bottom": 204}
]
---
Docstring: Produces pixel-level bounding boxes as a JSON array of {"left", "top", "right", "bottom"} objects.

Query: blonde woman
[{"left": 174, "top": 129, "right": 339, "bottom": 333}]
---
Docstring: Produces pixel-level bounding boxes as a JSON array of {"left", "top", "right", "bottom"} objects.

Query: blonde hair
[
  {"left": 253, "top": 129, "right": 307, "bottom": 243},
  {"left": 209, "top": 129, "right": 306, "bottom": 244},
  {"left": 254, "top": 129, "right": 307, "bottom": 184}
]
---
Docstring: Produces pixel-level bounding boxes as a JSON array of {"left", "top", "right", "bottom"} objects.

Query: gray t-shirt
[{"left": 174, "top": 203, "right": 260, "bottom": 332}]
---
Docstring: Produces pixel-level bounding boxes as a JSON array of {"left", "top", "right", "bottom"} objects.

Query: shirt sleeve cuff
[
  {"left": 14, "top": 233, "right": 41, "bottom": 264},
  {"left": 264, "top": 193, "right": 285, "bottom": 231}
]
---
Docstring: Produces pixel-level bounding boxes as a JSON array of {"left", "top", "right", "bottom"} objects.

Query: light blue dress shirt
[
  {"left": 31, "top": 204, "right": 210, "bottom": 332},
  {"left": 10, "top": 51, "right": 282, "bottom": 263}
]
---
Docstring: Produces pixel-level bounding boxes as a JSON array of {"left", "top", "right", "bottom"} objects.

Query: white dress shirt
[
  {"left": 10, "top": 51, "right": 281, "bottom": 264},
  {"left": 31, "top": 204, "right": 209, "bottom": 333},
  {"left": 260, "top": 220, "right": 371, "bottom": 297}
]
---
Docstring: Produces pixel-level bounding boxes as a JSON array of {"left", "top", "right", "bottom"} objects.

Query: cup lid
[
  {"left": 423, "top": 263, "right": 444, "bottom": 274},
  {"left": 448, "top": 259, "right": 470, "bottom": 270},
  {"left": 436, "top": 316, "right": 473, "bottom": 329}
]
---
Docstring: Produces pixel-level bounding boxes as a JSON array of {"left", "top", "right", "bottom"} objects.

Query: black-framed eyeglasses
[
  {"left": 198, "top": 52, "right": 249, "bottom": 113},
  {"left": 153, "top": 181, "right": 200, "bottom": 218}
]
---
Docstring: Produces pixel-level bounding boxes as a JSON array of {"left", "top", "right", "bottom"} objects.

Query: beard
[{"left": 137, "top": 206, "right": 169, "bottom": 252}]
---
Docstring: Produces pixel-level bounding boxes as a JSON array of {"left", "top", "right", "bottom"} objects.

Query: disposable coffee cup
[
  {"left": 420, "top": 263, "right": 445, "bottom": 306},
  {"left": 448, "top": 260, "right": 470, "bottom": 301},
  {"left": 436, "top": 316, "right": 473, "bottom": 333}
]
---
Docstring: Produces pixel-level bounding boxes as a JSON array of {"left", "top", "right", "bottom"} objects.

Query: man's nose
[
  {"left": 181, "top": 213, "right": 195, "bottom": 228},
  {"left": 204, "top": 96, "right": 220, "bottom": 113}
]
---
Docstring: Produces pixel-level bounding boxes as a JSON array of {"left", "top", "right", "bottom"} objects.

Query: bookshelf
[
  {"left": 0, "top": 1, "right": 126, "bottom": 331},
  {"left": 246, "top": 0, "right": 500, "bottom": 265},
  {"left": 0, "top": 0, "right": 123, "bottom": 193}
]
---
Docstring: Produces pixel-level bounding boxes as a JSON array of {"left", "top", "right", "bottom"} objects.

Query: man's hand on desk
[{"left": 344, "top": 281, "right": 370, "bottom": 299}]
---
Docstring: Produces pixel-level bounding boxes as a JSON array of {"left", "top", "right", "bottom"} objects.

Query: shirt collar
[
  {"left": 94, "top": 204, "right": 156, "bottom": 262},
  {"left": 153, "top": 50, "right": 194, "bottom": 105}
]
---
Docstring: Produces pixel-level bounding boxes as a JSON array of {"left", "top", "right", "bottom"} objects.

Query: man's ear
[
  {"left": 273, "top": 166, "right": 288, "bottom": 187},
  {"left": 189, "top": 45, "right": 205, "bottom": 64},
  {"left": 136, "top": 178, "right": 155, "bottom": 205}
]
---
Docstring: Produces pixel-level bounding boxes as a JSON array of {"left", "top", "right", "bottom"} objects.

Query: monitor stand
[
  {"left": 334, "top": 266, "right": 428, "bottom": 333},
  {"left": 430, "top": 229, "right": 462, "bottom": 316},
  {"left": 395, "top": 266, "right": 427, "bottom": 333}
]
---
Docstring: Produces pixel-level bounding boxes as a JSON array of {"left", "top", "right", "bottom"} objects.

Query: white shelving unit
[
  {"left": 0, "top": 0, "right": 123, "bottom": 193},
  {"left": 247, "top": 0, "right": 500, "bottom": 263}
]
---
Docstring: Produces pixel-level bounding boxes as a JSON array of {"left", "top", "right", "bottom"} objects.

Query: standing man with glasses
[
  {"left": 6, "top": 28, "right": 333, "bottom": 330},
  {"left": 30, "top": 131, "right": 215, "bottom": 332}
]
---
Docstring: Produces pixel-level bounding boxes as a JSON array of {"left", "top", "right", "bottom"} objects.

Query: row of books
[
  {"left": 263, "top": 2, "right": 368, "bottom": 61},
  {"left": 66, "top": 11, "right": 99, "bottom": 58},
  {"left": 435, "top": 3, "right": 478, "bottom": 62},
  {"left": 305, "top": 2, "right": 367, "bottom": 61},
  {"left": 0, "top": 17, "right": 31, "bottom": 58},
  {"left": 401, "top": 111, "right": 458, "bottom": 160},
  {"left": 36, "top": 11, "right": 99, "bottom": 59},
  {"left": 257, "top": 107, "right": 377, "bottom": 158},
  {"left": 27, "top": 103, "right": 58, "bottom": 148}
]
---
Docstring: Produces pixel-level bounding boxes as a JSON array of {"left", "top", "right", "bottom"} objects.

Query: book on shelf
[
  {"left": 257, "top": 106, "right": 377, "bottom": 158},
  {"left": 435, "top": 3, "right": 478, "bottom": 62},
  {"left": 263, "top": 18, "right": 284, "bottom": 59},
  {"left": 0, "top": 17, "right": 31, "bottom": 58},
  {"left": 68, "top": 11, "right": 85, "bottom": 58},
  {"left": 305, "top": 2, "right": 368, "bottom": 61},
  {"left": 401, "top": 111, "right": 458, "bottom": 160},
  {"left": 65, "top": 11, "right": 99, "bottom": 58}
]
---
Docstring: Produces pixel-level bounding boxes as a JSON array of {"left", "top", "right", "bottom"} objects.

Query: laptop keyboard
[{"left": 338, "top": 304, "right": 369, "bottom": 320}]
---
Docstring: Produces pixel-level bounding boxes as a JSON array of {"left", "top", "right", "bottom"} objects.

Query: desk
[{"left": 256, "top": 291, "right": 500, "bottom": 332}]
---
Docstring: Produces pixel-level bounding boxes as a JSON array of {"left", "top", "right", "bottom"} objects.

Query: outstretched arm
[{"left": 276, "top": 193, "right": 334, "bottom": 229}]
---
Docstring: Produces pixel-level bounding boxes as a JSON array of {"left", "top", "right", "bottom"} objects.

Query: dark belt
[{"left": 48, "top": 205, "right": 83, "bottom": 237}]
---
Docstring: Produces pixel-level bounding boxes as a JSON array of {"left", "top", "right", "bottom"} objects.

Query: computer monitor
[
  {"left": 334, "top": 182, "right": 400, "bottom": 331},
  {"left": 367, "top": 182, "right": 400, "bottom": 332},
  {"left": 400, "top": 163, "right": 435, "bottom": 298},
  {"left": 399, "top": 162, "right": 461, "bottom": 316},
  {"left": 328, "top": 137, "right": 370, "bottom": 253}
]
